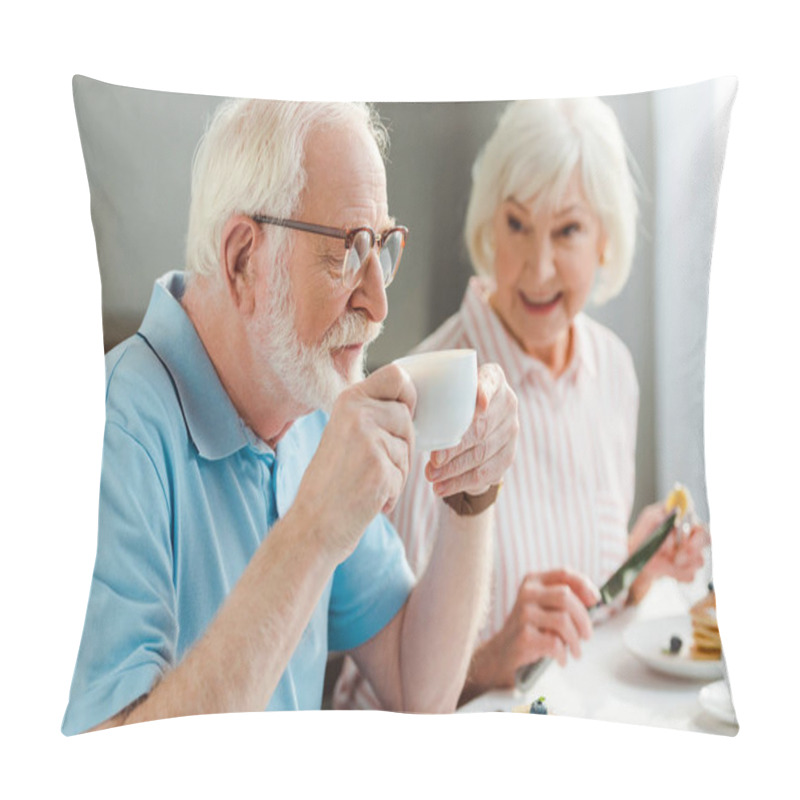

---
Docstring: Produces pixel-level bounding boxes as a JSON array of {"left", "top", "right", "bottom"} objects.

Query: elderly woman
[{"left": 333, "top": 97, "right": 708, "bottom": 708}]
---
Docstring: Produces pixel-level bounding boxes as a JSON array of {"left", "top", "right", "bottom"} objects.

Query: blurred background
[{"left": 73, "top": 75, "right": 736, "bottom": 524}]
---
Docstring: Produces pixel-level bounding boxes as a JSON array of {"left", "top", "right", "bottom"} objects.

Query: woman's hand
[
  {"left": 627, "top": 502, "right": 710, "bottom": 603},
  {"left": 463, "top": 569, "right": 600, "bottom": 696}
]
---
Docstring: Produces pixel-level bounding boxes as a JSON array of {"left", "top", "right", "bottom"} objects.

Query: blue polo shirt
[{"left": 62, "top": 271, "right": 415, "bottom": 735}]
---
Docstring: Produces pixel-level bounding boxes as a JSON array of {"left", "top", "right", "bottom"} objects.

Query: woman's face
[{"left": 489, "top": 170, "right": 607, "bottom": 372}]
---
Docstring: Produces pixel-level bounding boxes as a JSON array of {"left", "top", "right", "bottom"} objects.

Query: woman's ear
[
  {"left": 597, "top": 228, "right": 609, "bottom": 266},
  {"left": 220, "top": 214, "right": 262, "bottom": 314}
]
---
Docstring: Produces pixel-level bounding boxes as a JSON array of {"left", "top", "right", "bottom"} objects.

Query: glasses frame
[{"left": 251, "top": 214, "right": 408, "bottom": 288}]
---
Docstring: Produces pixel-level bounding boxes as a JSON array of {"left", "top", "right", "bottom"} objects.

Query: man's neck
[{"left": 181, "top": 276, "right": 301, "bottom": 446}]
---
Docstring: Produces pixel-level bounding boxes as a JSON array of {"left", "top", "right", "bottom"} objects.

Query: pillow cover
[{"left": 65, "top": 74, "right": 738, "bottom": 736}]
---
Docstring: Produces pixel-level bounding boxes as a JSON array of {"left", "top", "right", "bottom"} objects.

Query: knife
[{"left": 514, "top": 510, "right": 678, "bottom": 693}]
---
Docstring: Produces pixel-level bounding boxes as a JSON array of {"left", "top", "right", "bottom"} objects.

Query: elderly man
[{"left": 62, "top": 99, "right": 518, "bottom": 735}]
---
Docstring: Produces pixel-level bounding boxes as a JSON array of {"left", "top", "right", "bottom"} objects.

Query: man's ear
[{"left": 220, "top": 214, "right": 262, "bottom": 314}]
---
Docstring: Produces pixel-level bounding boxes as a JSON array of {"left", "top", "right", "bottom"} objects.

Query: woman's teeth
[{"left": 522, "top": 291, "right": 562, "bottom": 307}]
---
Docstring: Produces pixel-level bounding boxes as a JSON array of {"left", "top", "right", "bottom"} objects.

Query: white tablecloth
[{"left": 458, "top": 578, "right": 738, "bottom": 736}]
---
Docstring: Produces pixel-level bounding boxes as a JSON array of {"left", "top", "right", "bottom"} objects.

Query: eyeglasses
[{"left": 252, "top": 215, "right": 408, "bottom": 289}]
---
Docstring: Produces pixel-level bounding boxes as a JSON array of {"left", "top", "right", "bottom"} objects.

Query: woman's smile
[{"left": 518, "top": 289, "right": 563, "bottom": 313}]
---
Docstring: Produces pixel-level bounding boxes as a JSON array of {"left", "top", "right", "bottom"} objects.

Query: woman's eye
[
  {"left": 506, "top": 213, "right": 524, "bottom": 233},
  {"left": 559, "top": 223, "right": 580, "bottom": 237}
]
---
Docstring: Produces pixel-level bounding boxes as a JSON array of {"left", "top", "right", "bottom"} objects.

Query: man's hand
[
  {"left": 466, "top": 569, "right": 600, "bottom": 692},
  {"left": 293, "top": 364, "right": 417, "bottom": 562},
  {"left": 423, "top": 363, "right": 518, "bottom": 498}
]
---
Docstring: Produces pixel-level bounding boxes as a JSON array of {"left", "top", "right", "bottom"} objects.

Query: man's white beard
[{"left": 250, "top": 259, "right": 383, "bottom": 413}]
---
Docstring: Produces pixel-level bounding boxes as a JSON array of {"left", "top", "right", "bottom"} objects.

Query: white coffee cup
[{"left": 393, "top": 349, "right": 478, "bottom": 451}]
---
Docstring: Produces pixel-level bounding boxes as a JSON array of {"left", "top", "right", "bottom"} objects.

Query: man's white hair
[
  {"left": 185, "top": 98, "right": 388, "bottom": 278},
  {"left": 464, "top": 98, "right": 640, "bottom": 305}
]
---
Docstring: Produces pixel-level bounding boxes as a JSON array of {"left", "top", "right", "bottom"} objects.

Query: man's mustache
[{"left": 323, "top": 312, "right": 383, "bottom": 349}]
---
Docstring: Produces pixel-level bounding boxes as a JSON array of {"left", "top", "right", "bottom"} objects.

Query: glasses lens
[
  {"left": 379, "top": 229, "right": 405, "bottom": 286},
  {"left": 342, "top": 228, "right": 405, "bottom": 287},
  {"left": 342, "top": 229, "right": 374, "bottom": 286},
  {"left": 343, "top": 232, "right": 366, "bottom": 284}
]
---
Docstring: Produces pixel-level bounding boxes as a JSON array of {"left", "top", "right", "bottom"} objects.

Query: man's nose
[{"left": 348, "top": 250, "right": 388, "bottom": 323}]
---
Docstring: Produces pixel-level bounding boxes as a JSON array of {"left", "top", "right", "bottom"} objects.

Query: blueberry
[
  {"left": 669, "top": 635, "right": 682, "bottom": 654},
  {"left": 529, "top": 697, "right": 548, "bottom": 715}
]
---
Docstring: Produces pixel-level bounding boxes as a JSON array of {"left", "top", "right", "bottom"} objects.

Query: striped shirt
[{"left": 333, "top": 275, "right": 639, "bottom": 710}]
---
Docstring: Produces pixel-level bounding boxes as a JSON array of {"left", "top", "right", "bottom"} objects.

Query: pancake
[
  {"left": 689, "top": 645, "right": 721, "bottom": 660},
  {"left": 689, "top": 587, "right": 721, "bottom": 661}
]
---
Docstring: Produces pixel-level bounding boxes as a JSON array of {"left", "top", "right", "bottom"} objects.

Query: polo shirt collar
[
  {"left": 138, "top": 271, "right": 257, "bottom": 460},
  {"left": 460, "top": 276, "right": 596, "bottom": 389}
]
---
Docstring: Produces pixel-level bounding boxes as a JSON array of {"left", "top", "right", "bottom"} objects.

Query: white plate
[
  {"left": 623, "top": 615, "right": 724, "bottom": 680},
  {"left": 699, "top": 679, "right": 737, "bottom": 725}
]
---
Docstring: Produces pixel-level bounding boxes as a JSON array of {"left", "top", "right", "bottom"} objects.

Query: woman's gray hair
[
  {"left": 464, "top": 97, "right": 639, "bottom": 305},
  {"left": 185, "top": 98, "right": 389, "bottom": 278}
]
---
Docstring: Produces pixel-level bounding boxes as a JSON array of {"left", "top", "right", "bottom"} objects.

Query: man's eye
[{"left": 320, "top": 248, "right": 344, "bottom": 269}]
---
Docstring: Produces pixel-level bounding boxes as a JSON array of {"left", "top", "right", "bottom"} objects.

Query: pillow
[{"left": 65, "top": 75, "right": 738, "bottom": 737}]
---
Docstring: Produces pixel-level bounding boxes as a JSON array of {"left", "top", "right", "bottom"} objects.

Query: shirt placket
[{"left": 247, "top": 445, "right": 278, "bottom": 534}]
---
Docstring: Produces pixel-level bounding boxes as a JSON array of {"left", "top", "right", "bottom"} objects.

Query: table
[{"left": 457, "top": 578, "right": 738, "bottom": 736}]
